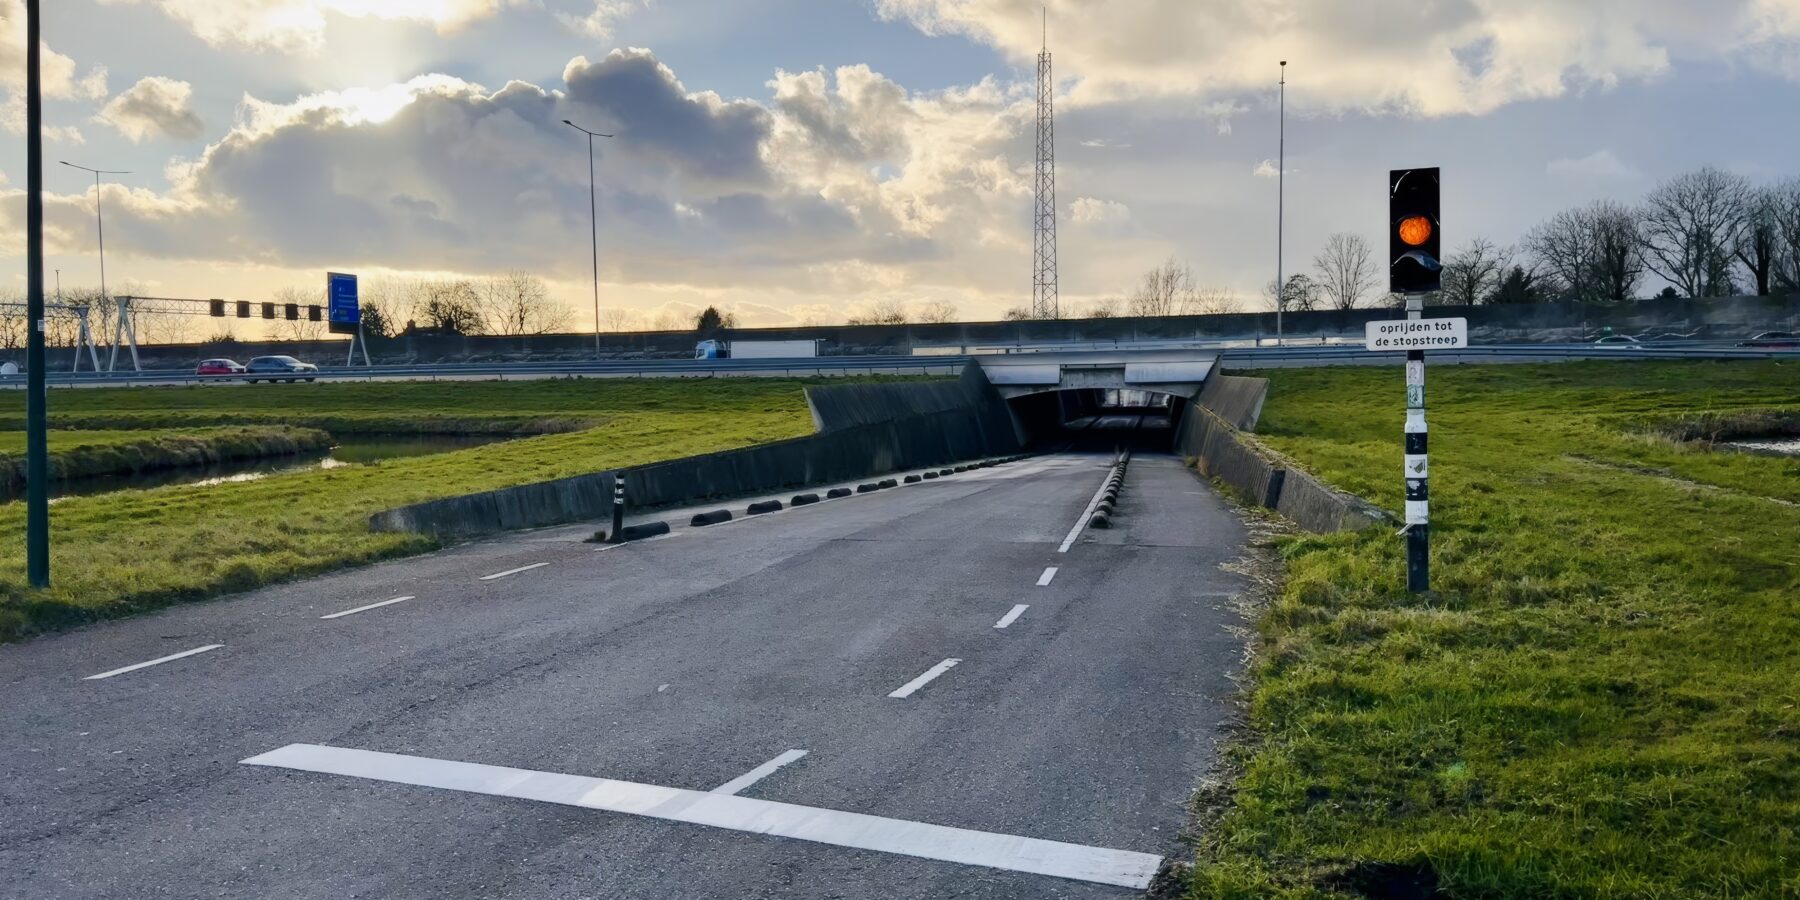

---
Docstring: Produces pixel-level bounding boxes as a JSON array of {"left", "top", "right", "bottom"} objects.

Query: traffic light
[
  {"left": 307, "top": 305, "right": 322, "bottom": 322},
  {"left": 209, "top": 299, "right": 226, "bottom": 317},
  {"left": 284, "top": 303, "right": 300, "bottom": 320},
  {"left": 236, "top": 301, "right": 251, "bottom": 318},
  {"left": 1389, "top": 167, "right": 1441, "bottom": 294},
  {"left": 261, "top": 302, "right": 276, "bottom": 319}
]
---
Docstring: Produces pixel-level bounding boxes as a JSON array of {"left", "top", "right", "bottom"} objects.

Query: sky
[{"left": 3, "top": 0, "right": 1800, "bottom": 337}]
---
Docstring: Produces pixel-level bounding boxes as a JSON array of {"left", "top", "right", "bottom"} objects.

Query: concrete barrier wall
[
  {"left": 1196, "top": 375, "right": 1270, "bottom": 432},
  {"left": 805, "top": 369, "right": 991, "bottom": 431},
  {"left": 370, "top": 365, "right": 1024, "bottom": 539},
  {"left": 1175, "top": 401, "right": 1385, "bottom": 533}
]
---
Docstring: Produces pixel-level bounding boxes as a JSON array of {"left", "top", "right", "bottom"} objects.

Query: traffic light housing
[
  {"left": 261, "top": 302, "right": 276, "bottom": 319},
  {"left": 284, "top": 303, "right": 300, "bottom": 320},
  {"left": 209, "top": 299, "right": 226, "bottom": 317},
  {"left": 307, "top": 304, "right": 322, "bottom": 322},
  {"left": 236, "top": 301, "right": 251, "bottom": 318},
  {"left": 1389, "top": 167, "right": 1441, "bottom": 294}
]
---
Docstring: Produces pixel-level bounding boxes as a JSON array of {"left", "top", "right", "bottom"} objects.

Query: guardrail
[{"left": 0, "top": 343, "right": 1790, "bottom": 388}]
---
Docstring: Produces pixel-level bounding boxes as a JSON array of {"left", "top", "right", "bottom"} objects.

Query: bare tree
[
  {"left": 1264, "top": 274, "right": 1321, "bottom": 313},
  {"left": 1129, "top": 258, "right": 1193, "bottom": 317},
  {"left": 848, "top": 297, "right": 909, "bottom": 325},
  {"left": 648, "top": 309, "right": 688, "bottom": 332},
  {"left": 1189, "top": 285, "right": 1241, "bottom": 315},
  {"left": 1312, "top": 233, "right": 1378, "bottom": 310},
  {"left": 597, "top": 307, "right": 642, "bottom": 333},
  {"left": 1523, "top": 200, "right": 1646, "bottom": 304},
  {"left": 1773, "top": 178, "right": 1800, "bottom": 293},
  {"left": 478, "top": 271, "right": 570, "bottom": 335},
  {"left": 1083, "top": 296, "right": 1122, "bottom": 319},
  {"left": 1641, "top": 166, "right": 1750, "bottom": 298},
  {"left": 417, "top": 280, "right": 484, "bottom": 334},
  {"left": 0, "top": 287, "right": 25, "bottom": 351},
  {"left": 1001, "top": 306, "right": 1033, "bottom": 321},
  {"left": 267, "top": 286, "right": 328, "bottom": 342},
  {"left": 1439, "top": 237, "right": 1513, "bottom": 306},
  {"left": 916, "top": 299, "right": 959, "bottom": 324},
  {"left": 1735, "top": 186, "right": 1780, "bottom": 297}
]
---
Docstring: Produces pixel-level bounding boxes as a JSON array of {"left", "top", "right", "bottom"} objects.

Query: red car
[{"left": 196, "top": 358, "right": 246, "bottom": 376}]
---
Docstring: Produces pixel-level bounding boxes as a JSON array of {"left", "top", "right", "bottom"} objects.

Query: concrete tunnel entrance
[{"left": 1006, "top": 388, "right": 1186, "bottom": 453}]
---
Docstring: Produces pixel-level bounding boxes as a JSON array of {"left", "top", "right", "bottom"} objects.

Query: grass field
[
  {"left": 1190, "top": 360, "right": 1800, "bottom": 898},
  {"left": 0, "top": 379, "right": 824, "bottom": 641}
]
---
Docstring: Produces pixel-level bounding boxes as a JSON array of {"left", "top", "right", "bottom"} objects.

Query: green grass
[
  {"left": 0, "top": 378, "right": 833, "bottom": 641},
  {"left": 0, "top": 426, "right": 333, "bottom": 486},
  {"left": 1190, "top": 360, "right": 1800, "bottom": 898}
]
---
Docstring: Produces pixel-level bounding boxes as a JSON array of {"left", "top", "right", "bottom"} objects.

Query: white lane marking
[
  {"left": 242, "top": 743, "right": 1158, "bottom": 889},
  {"left": 84, "top": 644, "right": 223, "bottom": 681},
  {"left": 480, "top": 562, "right": 549, "bottom": 581},
  {"left": 888, "top": 658, "right": 961, "bottom": 699},
  {"left": 320, "top": 596, "right": 415, "bottom": 620},
  {"left": 1036, "top": 566, "right": 1058, "bottom": 586},
  {"left": 596, "top": 532, "right": 683, "bottom": 551},
  {"left": 1058, "top": 463, "right": 1118, "bottom": 554},
  {"left": 711, "top": 749, "right": 809, "bottom": 796},
  {"left": 994, "top": 605, "right": 1029, "bottom": 629}
]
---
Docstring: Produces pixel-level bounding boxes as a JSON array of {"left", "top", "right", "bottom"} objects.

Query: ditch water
[
  {"left": 1722, "top": 436, "right": 1800, "bottom": 456},
  {"left": 10, "top": 434, "right": 513, "bottom": 503}
]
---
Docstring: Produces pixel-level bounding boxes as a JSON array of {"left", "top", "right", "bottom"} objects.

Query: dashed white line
[
  {"left": 888, "top": 658, "right": 961, "bottom": 699},
  {"left": 480, "top": 562, "right": 549, "bottom": 581},
  {"left": 994, "top": 605, "right": 1029, "bottom": 629},
  {"left": 320, "top": 596, "right": 415, "bottom": 620},
  {"left": 711, "top": 749, "right": 808, "bottom": 796},
  {"left": 84, "top": 644, "right": 223, "bottom": 681},
  {"left": 241, "top": 743, "right": 1159, "bottom": 888},
  {"left": 1036, "top": 566, "right": 1058, "bottom": 586}
]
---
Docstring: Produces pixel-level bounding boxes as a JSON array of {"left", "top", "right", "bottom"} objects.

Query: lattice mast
[{"left": 1031, "top": 8, "right": 1059, "bottom": 320}]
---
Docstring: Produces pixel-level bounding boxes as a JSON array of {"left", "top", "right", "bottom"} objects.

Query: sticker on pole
[{"left": 1365, "top": 317, "right": 1467, "bottom": 351}]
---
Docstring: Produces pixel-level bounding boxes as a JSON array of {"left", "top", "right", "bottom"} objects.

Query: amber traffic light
[{"left": 1389, "top": 167, "right": 1441, "bottom": 294}]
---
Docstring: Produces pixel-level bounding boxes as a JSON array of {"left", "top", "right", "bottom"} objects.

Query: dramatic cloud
[
  {"left": 1, "top": 50, "right": 1045, "bottom": 314},
  {"left": 95, "top": 0, "right": 510, "bottom": 52},
  {"left": 0, "top": 0, "right": 108, "bottom": 138},
  {"left": 1068, "top": 197, "right": 1130, "bottom": 229},
  {"left": 99, "top": 76, "right": 205, "bottom": 142},
  {"left": 877, "top": 0, "right": 1800, "bottom": 116},
  {"left": 556, "top": 0, "right": 645, "bottom": 38}
]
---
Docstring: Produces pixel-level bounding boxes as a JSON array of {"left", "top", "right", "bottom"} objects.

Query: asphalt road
[{"left": 0, "top": 449, "right": 1252, "bottom": 899}]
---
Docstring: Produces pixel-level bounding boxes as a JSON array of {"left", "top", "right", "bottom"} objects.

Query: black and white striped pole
[
  {"left": 1403, "top": 297, "right": 1430, "bottom": 592},
  {"left": 609, "top": 472, "right": 627, "bottom": 544}
]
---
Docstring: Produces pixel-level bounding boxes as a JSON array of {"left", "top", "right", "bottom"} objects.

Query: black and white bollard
[
  {"left": 609, "top": 471, "right": 627, "bottom": 545},
  {"left": 1403, "top": 295, "right": 1430, "bottom": 592}
]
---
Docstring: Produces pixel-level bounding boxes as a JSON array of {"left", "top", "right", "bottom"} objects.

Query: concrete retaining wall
[
  {"left": 805, "top": 365, "right": 999, "bottom": 431},
  {"left": 1195, "top": 375, "right": 1270, "bottom": 432},
  {"left": 1175, "top": 402, "right": 1384, "bottom": 533},
  {"left": 370, "top": 364, "right": 1024, "bottom": 539}
]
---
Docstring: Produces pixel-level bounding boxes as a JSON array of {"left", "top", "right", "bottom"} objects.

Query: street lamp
[
  {"left": 563, "top": 119, "right": 614, "bottom": 360},
  {"left": 1275, "top": 60, "right": 1286, "bottom": 349},
  {"left": 59, "top": 160, "right": 129, "bottom": 302}
]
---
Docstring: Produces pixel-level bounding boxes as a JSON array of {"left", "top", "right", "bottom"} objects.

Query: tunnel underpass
[{"left": 1007, "top": 388, "right": 1185, "bottom": 453}]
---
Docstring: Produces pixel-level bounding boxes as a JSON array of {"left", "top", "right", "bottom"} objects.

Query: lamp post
[
  {"left": 563, "top": 119, "right": 614, "bottom": 360},
  {"left": 1275, "top": 60, "right": 1286, "bottom": 348},
  {"left": 25, "top": 0, "right": 49, "bottom": 587},
  {"left": 59, "top": 160, "right": 129, "bottom": 303}
]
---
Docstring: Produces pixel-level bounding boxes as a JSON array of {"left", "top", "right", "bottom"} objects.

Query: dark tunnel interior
[{"left": 1007, "top": 389, "right": 1184, "bottom": 453}]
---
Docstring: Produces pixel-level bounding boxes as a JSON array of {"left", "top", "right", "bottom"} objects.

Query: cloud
[
  {"left": 1080, "top": 137, "right": 1131, "bottom": 149},
  {"left": 0, "top": 0, "right": 108, "bottom": 136},
  {"left": 0, "top": 50, "right": 1043, "bottom": 317},
  {"left": 876, "top": 0, "right": 1800, "bottom": 116},
  {"left": 556, "top": 0, "right": 645, "bottom": 38},
  {"left": 1253, "top": 159, "right": 1293, "bottom": 178},
  {"left": 99, "top": 77, "right": 205, "bottom": 142},
  {"left": 95, "top": 0, "right": 510, "bottom": 52},
  {"left": 1546, "top": 149, "right": 1639, "bottom": 179},
  {"left": 1069, "top": 197, "right": 1130, "bottom": 228}
]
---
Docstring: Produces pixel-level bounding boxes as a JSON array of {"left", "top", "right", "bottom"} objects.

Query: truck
[{"left": 694, "top": 339, "right": 820, "bottom": 360}]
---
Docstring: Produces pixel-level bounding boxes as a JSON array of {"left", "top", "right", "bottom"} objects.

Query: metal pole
[
  {"left": 25, "top": 0, "right": 50, "bottom": 587},
  {"left": 1403, "top": 293, "right": 1429, "bottom": 592},
  {"left": 587, "top": 132, "right": 600, "bottom": 361},
  {"left": 1276, "top": 60, "right": 1286, "bottom": 348},
  {"left": 609, "top": 471, "right": 626, "bottom": 544}
]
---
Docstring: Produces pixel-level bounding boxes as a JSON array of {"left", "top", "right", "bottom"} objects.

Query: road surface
[{"left": 0, "top": 450, "right": 1252, "bottom": 898}]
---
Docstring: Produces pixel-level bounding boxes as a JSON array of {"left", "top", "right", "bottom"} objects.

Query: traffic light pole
[
  {"left": 24, "top": 0, "right": 50, "bottom": 588},
  {"left": 1403, "top": 293, "right": 1429, "bottom": 592}
]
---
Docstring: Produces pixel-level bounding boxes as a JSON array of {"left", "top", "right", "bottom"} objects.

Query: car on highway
[
  {"left": 195, "top": 358, "right": 246, "bottom": 376},
  {"left": 1738, "top": 331, "right": 1799, "bottom": 349},
  {"left": 244, "top": 355, "right": 319, "bottom": 382},
  {"left": 1592, "top": 335, "right": 1644, "bottom": 348}
]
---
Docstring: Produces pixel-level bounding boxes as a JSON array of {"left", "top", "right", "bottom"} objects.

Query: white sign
[{"left": 1365, "top": 317, "right": 1468, "bottom": 351}]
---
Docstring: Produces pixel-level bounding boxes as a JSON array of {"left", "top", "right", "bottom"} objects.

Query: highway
[
  {"left": 0, "top": 439, "right": 1250, "bottom": 898},
  {"left": 0, "top": 342, "right": 1791, "bottom": 388}
]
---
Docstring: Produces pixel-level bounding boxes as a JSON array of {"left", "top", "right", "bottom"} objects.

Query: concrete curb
[
  {"left": 827, "top": 487, "right": 853, "bottom": 499},
  {"left": 1175, "top": 400, "right": 1385, "bottom": 533},
  {"left": 878, "top": 478, "right": 899, "bottom": 488},
  {"left": 923, "top": 472, "right": 940, "bottom": 480},
  {"left": 690, "top": 510, "right": 733, "bottom": 527},
  {"left": 904, "top": 474, "right": 923, "bottom": 484},
  {"left": 617, "top": 521, "right": 672, "bottom": 541},
  {"left": 792, "top": 493, "right": 822, "bottom": 506},
  {"left": 856, "top": 483, "right": 880, "bottom": 493},
  {"left": 747, "top": 500, "right": 784, "bottom": 515}
]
